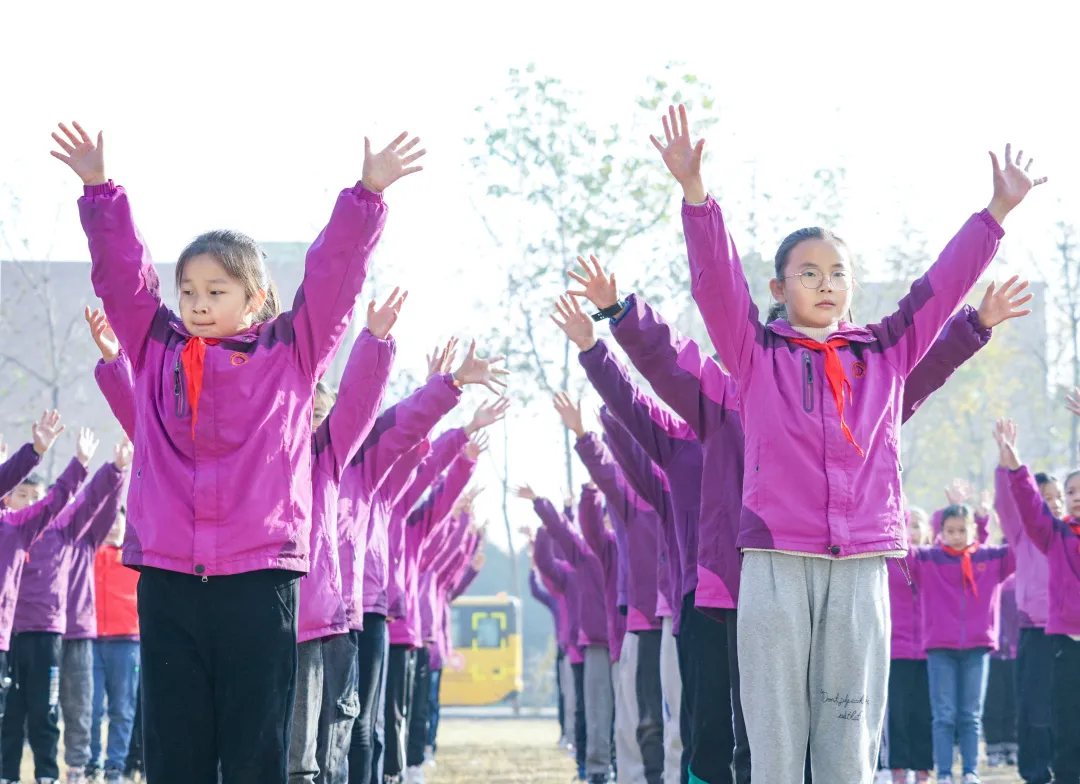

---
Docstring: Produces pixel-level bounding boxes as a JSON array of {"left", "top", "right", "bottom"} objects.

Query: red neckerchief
[
  {"left": 180, "top": 337, "right": 221, "bottom": 438},
  {"left": 943, "top": 542, "right": 980, "bottom": 597},
  {"left": 788, "top": 336, "right": 864, "bottom": 456}
]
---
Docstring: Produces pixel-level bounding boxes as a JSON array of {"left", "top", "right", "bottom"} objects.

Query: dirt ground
[{"left": 16, "top": 718, "right": 1025, "bottom": 782}]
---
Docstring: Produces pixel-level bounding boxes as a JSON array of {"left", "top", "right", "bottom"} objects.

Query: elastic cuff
[
  {"left": 977, "top": 208, "right": 1006, "bottom": 239},
  {"left": 83, "top": 180, "right": 116, "bottom": 197},
  {"left": 681, "top": 196, "right": 714, "bottom": 216},
  {"left": 352, "top": 183, "right": 386, "bottom": 203}
]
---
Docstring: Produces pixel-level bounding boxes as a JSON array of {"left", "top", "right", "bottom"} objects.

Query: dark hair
[
  {"left": 1034, "top": 472, "right": 1058, "bottom": 488},
  {"left": 175, "top": 230, "right": 281, "bottom": 324},
  {"left": 940, "top": 503, "right": 973, "bottom": 528},
  {"left": 767, "top": 226, "right": 851, "bottom": 323},
  {"left": 21, "top": 473, "right": 45, "bottom": 488}
]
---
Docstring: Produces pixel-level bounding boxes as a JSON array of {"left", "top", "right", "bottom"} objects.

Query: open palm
[
  {"left": 551, "top": 295, "right": 596, "bottom": 352},
  {"left": 649, "top": 104, "right": 704, "bottom": 185},
  {"left": 989, "top": 143, "right": 1047, "bottom": 214},
  {"left": 567, "top": 255, "right": 618, "bottom": 310},
  {"left": 976, "top": 276, "right": 1032, "bottom": 328},
  {"left": 50, "top": 122, "right": 107, "bottom": 186},
  {"left": 361, "top": 132, "right": 426, "bottom": 193},
  {"left": 367, "top": 287, "right": 408, "bottom": 339}
]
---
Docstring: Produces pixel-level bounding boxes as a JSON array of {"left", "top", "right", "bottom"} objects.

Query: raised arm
[
  {"left": 286, "top": 132, "right": 427, "bottom": 379},
  {"left": 51, "top": 453, "right": 128, "bottom": 543},
  {"left": 575, "top": 483, "right": 613, "bottom": 566},
  {"left": 901, "top": 305, "right": 991, "bottom": 422},
  {"left": 94, "top": 352, "right": 137, "bottom": 441},
  {"left": 532, "top": 526, "right": 569, "bottom": 595},
  {"left": 875, "top": 146, "right": 1044, "bottom": 375},
  {"left": 599, "top": 409, "right": 673, "bottom": 521},
  {"left": 1008, "top": 466, "right": 1056, "bottom": 554},
  {"left": 1, "top": 457, "right": 88, "bottom": 543},
  {"left": 530, "top": 495, "right": 586, "bottom": 563},
  {"left": 397, "top": 428, "right": 468, "bottom": 513},
  {"left": 428, "top": 510, "right": 472, "bottom": 576},
  {"left": 995, "top": 464, "right": 1024, "bottom": 546},
  {"left": 317, "top": 327, "right": 396, "bottom": 483},
  {"left": 0, "top": 410, "right": 60, "bottom": 498},
  {"left": 80, "top": 470, "right": 126, "bottom": 549},
  {"left": 379, "top": 440, "right": 432, "bottom": 510},
  {"left": 407, "top": 453, "right": 478, "bottom": 542}
]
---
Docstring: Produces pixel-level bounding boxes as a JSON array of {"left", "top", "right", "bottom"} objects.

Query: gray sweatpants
[
  {"left": 60, "top": 638, "right": 94, "bottom": 770},
  {"left": 584, "top": 645, "right": 614, "bottom": 778},
  {"left": 659, "top": 618, "right": 683, "bottom": 784},
  {"left": 737, "top": 551, "right": 890, "bottom": 784}
]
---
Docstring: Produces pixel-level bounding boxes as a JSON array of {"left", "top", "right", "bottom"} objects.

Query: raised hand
[
  {"left": 1066, "top": 387, "right": 1080, "bottom": 418},
  {"left": 992, "top": 418, "right": 1021, "bottom": 471},
  {"left": 427, "top": 338, "right": 459, "bottom": 381},
  {"left": 453, "top": 341, "right": 509, "bottom": 394},
  {"left": 567, "top": 255, "right": 620, "bottom": 311},
  {"left": 464, "top": 432, "right": 489, "bottom": 461},
  {"left": 76, "top": 427, "right": 100, "bottom": 467},
  {"left": 84, "top": 306, "right": 120, "bottom": 361},
  {"left": 361, "top": 132, "right": 426, "bottom": 193},
  {"left": 367, "top": 287, "right": 408, "bottom": 339},
  {"left": 471, "top": 551, "right": 487, "bottom": 570},
  {"left": 50, "top": 122, "right": 107, "bottom": 186},
  {"left": 114, "top": 438, "right": 134, "bottom": 471},
  {"left": 944, "top": 478, "right": 974, "bottom": 507},
  {"left": 974, "top": 489, "right": 993, "bottom": 520},
  {"left": 988, "top": 143, "right": 1047, "bottom": 224},
  {"left": 550, "top": 295, "right": 596, "bottom": 352},
  {"left": 467, "top": 397, "right": 511, "bottom": 435},
  {"left": 32, "top": 410, "right": 65, "bottom": 456},
  {"left": 649, "top": 104, "right": 706, "bottom": 203},
  {"left": 515, "top": 485, "right": 537, "bottom": 502},
  {"left": 553, "top": 391, "right": 585, "bottom": 438},
  {"left": 977, "top": 276, "right": 1033, "bottom": 329}
]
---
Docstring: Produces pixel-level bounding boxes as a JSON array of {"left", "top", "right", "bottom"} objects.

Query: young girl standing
[
  {"left": 653, "top": 102, "right": 1045, "bottom": 782},
  {"left": 913, "top": 504, "right": 1015, "bottom": 783},
  {"left": 52, "top": 119, "right": 424, "bottom": 783}
]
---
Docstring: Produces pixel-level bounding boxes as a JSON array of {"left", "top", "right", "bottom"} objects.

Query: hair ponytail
[{"left": 255, "top": 277, "right": 281, "bottom": 323}]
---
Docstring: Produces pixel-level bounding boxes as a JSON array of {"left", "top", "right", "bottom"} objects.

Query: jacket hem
[{"left": 122, "top": 551, "right": 309, "bottom": 576}]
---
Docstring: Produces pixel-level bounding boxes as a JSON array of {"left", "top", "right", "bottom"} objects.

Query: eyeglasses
[{"left": 782, "top": 270, "right": 853, "bottom": 291}]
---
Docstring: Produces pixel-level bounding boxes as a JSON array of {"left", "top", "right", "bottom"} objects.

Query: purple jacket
[
  {"left": 340, "top": 375, "right": 462, "bottom": 626},
  {"left": 995, "top": 574, "right": 1019, "bottom": 659},
  {"left": 615, "top": 268, "right": 992, "bottom": 607},
  {"left": 685, "top": 196, "right": 1001, "bottom": 558},
  {"left": 534, "top": 494, "right": 612, "bottom": 649},
  {"left": 911, "top": 543, "right": 1015, "bottom": 651},
  {"left": 15, "top": 462, "right": 126, "bottom": 635},
  {"left": 534, "top": 526, "right": 582, "bottom": 664},
  {"left": 996, "top": 465, "right": 1050, "bottom": 628},
  {"left": 385, "top": 429, "right": 468, "bottom": 622},
  {"left": 888, "top": 556, "right": 924, "bottom": 660},
  {"left": 0, "top": 443, "right": 43, "bottom": 500},
  {"left": 1008, "top": 466, "right": 1080, "bottom": 636},
  {"left": 389, "top": 454, "right": 476, "bottom": 648},
  {"left": 574, "top": 433, "right": 661, "bottom": 633},
  {"left": 0, "top": 459, "right": 88, "bottom": 650},
  {"left": 530, "top": 568, "right": 560, "bottom": 631},
  {"left": 298, "top": 329, "right": 395, "bottom": 644},
  {"left": 95, "top": 350, "right": 137, "bottom": 439},
  {"left": 599, "top": 409, "right": 682, "bottom": 631},
  {"left": 81, "top": 181, "right": 385, "bottom": 577},
  {"left": 422, "top": 511, "right": 472, "bottom": 645},
  {"left": 64, "top": 478, "right": 126, "bottom": 640}
]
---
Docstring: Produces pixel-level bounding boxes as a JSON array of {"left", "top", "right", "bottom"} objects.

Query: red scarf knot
[{"left": 943, "top": 542, "right": 980, "bottom": 597}]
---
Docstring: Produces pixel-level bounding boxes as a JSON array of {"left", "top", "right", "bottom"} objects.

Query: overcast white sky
[{"left": 3, "top": 0, "right": 1078, "bottom": 550}]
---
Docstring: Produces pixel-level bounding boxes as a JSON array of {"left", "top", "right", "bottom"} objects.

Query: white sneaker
[
  {"left": 961, "top": 775, "right": 980, "bottom": 784},
  {"left": 66, "top": 771, "right": 87, "bottom": 784},
  {"left": 423, "top": 745, "right": 436, "bottom": 767},
  {"left": 405, "top": 767, "right": 425, "bottom": 784}
]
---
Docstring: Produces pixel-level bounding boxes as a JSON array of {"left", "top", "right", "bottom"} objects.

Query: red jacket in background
[{"left": 95, "top": 545, "right": 139, "bottom": 638}]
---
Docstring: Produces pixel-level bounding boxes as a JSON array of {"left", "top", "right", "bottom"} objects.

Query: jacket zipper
[
  {"left": 173, "top": 356, "right": 186, "bottom": 418},
  {"left": 802, "top": 353, "right": 814, "bottom": 413}
]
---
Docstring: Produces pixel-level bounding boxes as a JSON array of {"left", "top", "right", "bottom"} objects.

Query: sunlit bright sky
[{"left": 4, "top": 0, "right": 1079, "bottom": 551}]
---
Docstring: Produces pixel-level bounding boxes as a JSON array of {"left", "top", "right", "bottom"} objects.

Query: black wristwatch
[{"left": 591, "top": 301, "right": 626, "bottom": 322}]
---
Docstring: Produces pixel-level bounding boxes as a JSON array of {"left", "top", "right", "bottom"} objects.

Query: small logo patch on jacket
[
  {"left": 852, "top": 361, "right": 867, "bottom": 379},
  {"left": 230, "top": 352, "right": 249, "bottom": 366}
]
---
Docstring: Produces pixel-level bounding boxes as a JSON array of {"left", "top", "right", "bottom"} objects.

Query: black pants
[
  {"left": 678, "top": 592, "right": 739, "bottom": 784},
  {"left": 383, "top": 644, "right": 413, "bottom": 778},
  {"left": 137, "top": 566, "right": 299, "bottom": 784},
  {"left": 984, "top": 657, "right": 1017, "bottom": 745},
  {"left": 405, "top": 646, "right": 431, "bottom": 768},
  {"left": 0, "top": 651, "right": 9, "bottom": 773},
  {"left": 634, "top": 630, "right": 665, "bottom": 784},
  {"left": 1017, "top": 627, "right": 1055, "bottom": 784},
  {"left": 1, "top": 631, "right": 62, "bottom": 780},
  {"left": 125, "top": 677, "right": 144, "bottom": 775},
  {"left": 556, "top": 649, "right": 566, "bottom": 738},
  {"left": 348, "top": 613, "right": 388, "bottom": 784},
  {"left": 886, "top": 658, "right": 933, "bottom": 771},
  {"left": 572, "top": 661, "right": 587, "bottom": 773},
  {"left": 1053, "top": 635, "right": 1080, "bottom": 784}
]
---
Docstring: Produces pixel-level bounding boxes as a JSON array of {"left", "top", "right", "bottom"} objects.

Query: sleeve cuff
[
  {"left": 977, "top": 208, "right": 1006, "bottom": 239},
  {"left": 610, "top": 294, "right": 636, "bottom": 327},
  {"left": 352, "top": 183, "right": 386, "bottom": 204},
  {"left": 681, "top": 195, "right": 715, "bottom": 216},
  {"left": 963, "top": 304, "right": 992, "bottom": 341},
  {"left": 82, "top": 180, "right": 117, "bottom": 197}
]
